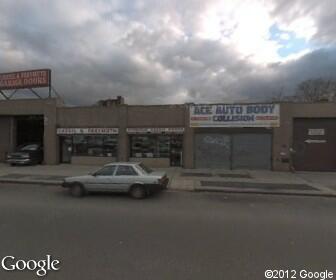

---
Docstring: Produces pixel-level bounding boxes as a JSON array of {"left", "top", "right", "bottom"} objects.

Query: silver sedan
[{"left": 62, "top": 162, "right": 169, "bottom": 199}]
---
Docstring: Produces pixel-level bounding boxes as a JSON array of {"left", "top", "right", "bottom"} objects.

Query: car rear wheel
[
  {"left": 130, "top": 185, "right": 146, "bottom": 199},
  {"left": 70, "top": 183, "right": 86, "bottom": 197}
]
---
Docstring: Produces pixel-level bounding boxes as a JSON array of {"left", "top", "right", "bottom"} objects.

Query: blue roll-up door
[
  {"left": 232, "top": 134, "right": 272, "bottom": 170},
  {"left": 195, "top": 134, "right": 231, "bottom": 169}
]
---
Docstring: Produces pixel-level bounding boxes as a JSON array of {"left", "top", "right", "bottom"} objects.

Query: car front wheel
[
  {"left": 130, "top": 185, "right": 146, "bottom": 199},
  {"left": 70, "top": 183, "right": 86, "bottom": 197}
]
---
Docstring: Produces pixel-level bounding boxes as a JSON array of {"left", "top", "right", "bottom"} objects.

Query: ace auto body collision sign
[
  {"left": 190, "top": 104, "right": 280, "bottom": 127},
  {"left": 0, "top": 69, "right": 51, "bottom": 90}
]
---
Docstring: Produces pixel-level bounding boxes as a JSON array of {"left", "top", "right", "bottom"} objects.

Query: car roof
[{"left": 104, "top": 162, "right": 141, "bottom": 166}]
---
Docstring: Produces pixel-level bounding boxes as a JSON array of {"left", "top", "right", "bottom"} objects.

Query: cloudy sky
[{"left": 0, "top": 0, "right": 335, "bottom": 105}]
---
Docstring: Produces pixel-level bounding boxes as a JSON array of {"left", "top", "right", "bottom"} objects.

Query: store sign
[
  {"left": 305, "top": 139, "right": 327, "bottom": 144},
  {"left": 308, "top": 128, "right": 325, "bottom": 136},
  {"left": 0, "top": 69, "right": 51, "bottom": 90},
  {"left": 127, "top": 127, "right": 185, "bottom": 134},
  {"left": 190, "top": 103, "right": 280, "bottom": 127},
  {"left": 57, "top": 128, "right": 119, "bottom": 135}
]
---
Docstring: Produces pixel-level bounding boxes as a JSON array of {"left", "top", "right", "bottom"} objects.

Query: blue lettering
[
  {"left": 194, "top": 106, "right": 212, "bottom": 115},
  {"left": 247, "top": 104, "right": 275, "bottom": 114}
]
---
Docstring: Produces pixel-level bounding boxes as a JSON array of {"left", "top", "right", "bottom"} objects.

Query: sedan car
[
  {"left": 62, "top": 162, "right": 169, "bottom": 199},
  {"left": 6, "top": 143, "right": 43, "bottom": 165}
]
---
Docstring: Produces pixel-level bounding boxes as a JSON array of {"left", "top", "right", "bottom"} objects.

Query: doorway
[
  {"left": 60, "top": 136, "right": 72, "bottom": 163},
  {"left": 170, "top": 135, "right": 183, "bottom": 166},
  {"left": 16, "top": 115, "right": 44, "bottom": 146}
]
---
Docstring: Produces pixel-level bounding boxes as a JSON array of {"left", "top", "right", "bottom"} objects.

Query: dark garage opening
[{"left": 16, "top": 115, "right": 44, "bottom": 146}]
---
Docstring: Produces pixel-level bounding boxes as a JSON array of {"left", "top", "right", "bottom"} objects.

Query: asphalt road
[{"left": 0, "top": 184, "right": 335, "bottom": 280}]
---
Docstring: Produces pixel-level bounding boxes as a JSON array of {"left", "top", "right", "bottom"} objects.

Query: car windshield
[
  {"left": 19, "top": 144, "right": 39, "bottom": 151},
  {"left": 138, "top": 163, "right": 152, "bottom": 174}
]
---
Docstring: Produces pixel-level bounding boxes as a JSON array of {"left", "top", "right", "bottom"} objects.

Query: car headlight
[{"left": 21, "top": 154, "right": 30, "bottom": 159}]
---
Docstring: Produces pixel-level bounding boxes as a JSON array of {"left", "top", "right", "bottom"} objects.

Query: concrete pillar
[
  {"left": 272, "top": 105, "right": 292, "bottom": 171},
  {"left": 43, "top": 100, "right": 58, "bottom": 164},
  {"left": 118, "top": 105, "right": 128, "bottom": 161},
  {"left": 183, "top": 105, "right": 194, "bottom": 168}
]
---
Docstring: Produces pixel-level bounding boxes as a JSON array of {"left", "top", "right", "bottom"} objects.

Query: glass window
[
  {"left": 87, "top": 135, "right": 104, "bottom": 156},
  {"left": 72, "top": 135, "right": 118, "bottom": 157},
  {"left": 130, "top": 135, "right": 182, "bottom": 159},
  {"left": 131, "top": 135, "right": 168, "bottom": 158},
  {"left": 103, "top": 136, "right": 118, "bottom": 157},
  {"left": 138, "top": 163, "right": 152, "bottom": 174},
  {"left": 157, "top": 136, "right": 170, "bottom": 158},
  {"left": 94, "top": 165, "right": 116, "bottom": 176},
  {"left": 115, "top": 165, "right": 138, "bottom": 176},
  {"left": 73, "top": 135, "right": 88, "bottom": 156},
  {"left": 131, "top": 135, "right": 156, "bottom": 158}
]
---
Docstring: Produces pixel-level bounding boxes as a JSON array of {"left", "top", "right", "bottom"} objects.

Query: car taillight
[{"left": 159, "top": 176, "right": 166, "bottom": 184}]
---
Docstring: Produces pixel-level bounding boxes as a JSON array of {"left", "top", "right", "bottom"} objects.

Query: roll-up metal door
[
  {"left": 232, "top": 134, "right": 272, "bottom": 170},
  {"left": 195, "top": 134, "right": 231, "bottom": 169}
]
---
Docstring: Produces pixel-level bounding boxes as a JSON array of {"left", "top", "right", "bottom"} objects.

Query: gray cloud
[
  {"left": 271, "top": 0, "right": 336, "bottom": 44},
  {"left": 0, "top": 0, "right": 335, "bottom": 105}
]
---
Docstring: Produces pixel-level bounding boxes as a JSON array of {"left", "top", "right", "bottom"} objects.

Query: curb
[
  {"left": 1, "top": 179, "right": 336, "bottom": 198},
  {"left": 194, "top": 186, "right": 336, "bottom": 198},
  {"left": 0, "top": 179, "right": 61, "bottom": 186}
]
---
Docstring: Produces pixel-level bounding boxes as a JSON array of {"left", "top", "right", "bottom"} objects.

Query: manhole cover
[{"left": 200, "top": 181, "right": 317, "bottom": 191}]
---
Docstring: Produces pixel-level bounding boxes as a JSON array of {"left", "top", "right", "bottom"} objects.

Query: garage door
[
  {"left": 232, "top": 134, "right": 272, "bottom": 170},
  {"left": 195, "top": 133, "right": 272, "bottom": 170},
  {"left": 195, "top": 134, "right": 231, "bottom": 169},
  {"left": 293, "top": 119, "right": 336, "bottom": 171}
]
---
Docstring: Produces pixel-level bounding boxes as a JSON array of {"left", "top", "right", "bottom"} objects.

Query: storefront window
[
  {"left": 72, "top": 135, "right": 118, "bottom": 157},
  {"left": 103, "top": 135, "right": 118, "bottom": 157},
  {"left": 157, "top": 136, "right": 170, "bottom": 158},
  {"left": 131, "top": 136, "right": 156, "bottom": 158},
  {"left": 130, "top": 135, "right": 182, "bottom": 161},
  {"left": 87, "top": 135, "right": 104, "bottom": 156},
  {"left": 73, "top": 135, "right": 88, "bottom": 156}
]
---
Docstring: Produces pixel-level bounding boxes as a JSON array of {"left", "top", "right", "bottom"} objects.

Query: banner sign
[
  {"left": 57, "top": 128, "right": 119, "bottom": 135},
  {"left": 127, "top": 127, "right": 185, "bottom": 134},
  {"left": 190, "top": 104, "right": 280, "bottom": 127},
  {"left": 0, "top": 69, "right": 51, "bottom": 90}
]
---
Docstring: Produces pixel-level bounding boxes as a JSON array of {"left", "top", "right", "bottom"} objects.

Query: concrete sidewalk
[
  {"left": 0, "top": 163, "right": 336, "bottom": 197},
  {"left": 0, "top": 164, "right": 98, "bottom": 185},
  {"left": 169, "top": 168, "right": 336, "bottom": 197}
]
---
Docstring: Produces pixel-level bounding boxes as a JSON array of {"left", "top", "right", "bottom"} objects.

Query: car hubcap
[{"left": 133, "top": 187, "right": 143, "bottom": 198}]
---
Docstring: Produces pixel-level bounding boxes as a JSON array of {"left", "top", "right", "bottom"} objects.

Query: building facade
[{"left": 0, "top": 97, "right": 335, "bottom": 171}]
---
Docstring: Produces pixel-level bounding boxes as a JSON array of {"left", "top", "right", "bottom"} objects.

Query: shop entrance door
[
  {"left": 170, "top": 135, "right": 183, "bottom": 166},
  {"left": 293, "top": 118, "right": 336, "bottom": 171},
  {"left": 60, "top": 136, "right": 72, "bottom": 163}
]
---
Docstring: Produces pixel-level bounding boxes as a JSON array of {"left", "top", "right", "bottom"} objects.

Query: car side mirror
[{"left": 89, "top": 172, "right": 96, "bottom": 176}]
